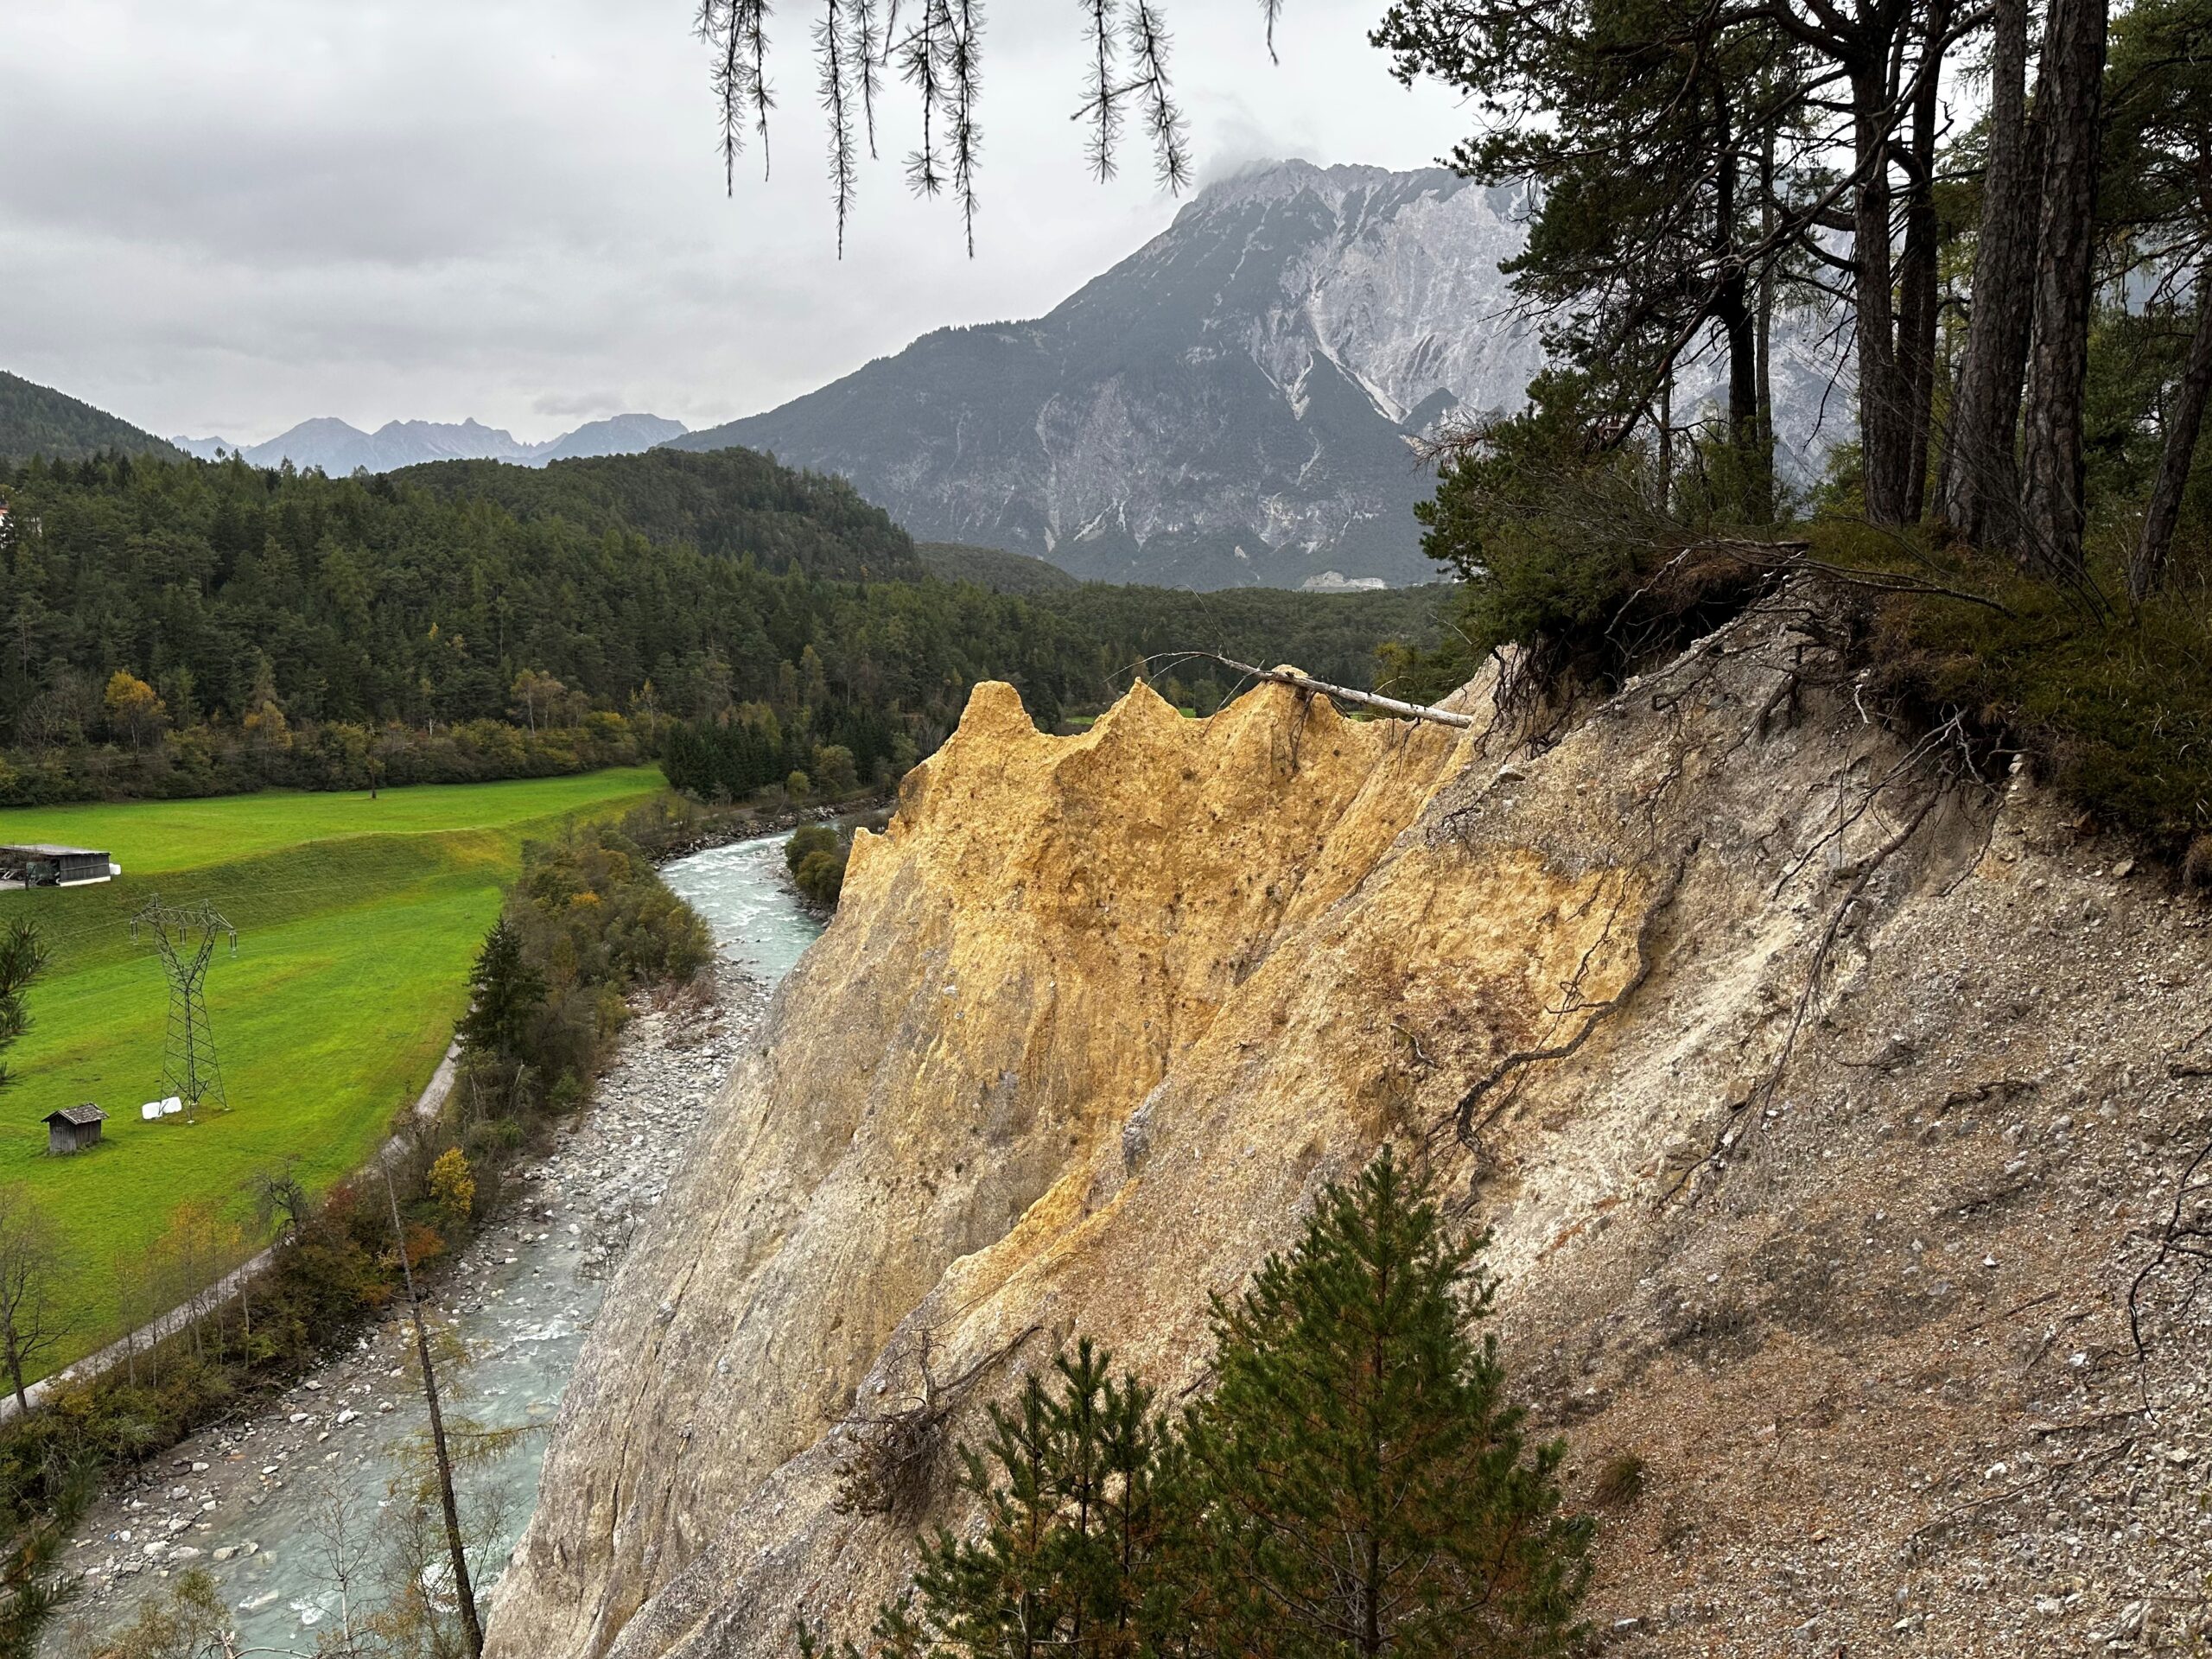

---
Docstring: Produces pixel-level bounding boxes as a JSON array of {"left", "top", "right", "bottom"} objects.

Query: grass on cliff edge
[
  {"left": 1804, "top": 522, "right": 2212, "bottom": 858},
  {"left": 1402, "top": 496, "right": 2212, "bottom": 861},
  {"left": 0, "top": 766, "right": 666, "bottom": 1373}
]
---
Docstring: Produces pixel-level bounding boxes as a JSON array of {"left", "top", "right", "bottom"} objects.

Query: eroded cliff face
[{"left": 491, "top": 591, "right": 2212, "bottom": 1657}]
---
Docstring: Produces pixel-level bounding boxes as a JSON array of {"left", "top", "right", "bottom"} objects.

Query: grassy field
[{"left": 0, "top": 768, "right": 667, "bottom": 1370}]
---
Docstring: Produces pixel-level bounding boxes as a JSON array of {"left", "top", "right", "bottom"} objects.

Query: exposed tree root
[
  {"left": 1442, "top": 846, "right": 1696, "bottom": 1154},
  {"left": 831, "top": 1322, "right": 1041, "bottom": 1520},
  {"left": 1689, "top": 537, "right": 2016, "bottom": 615},
  {"left": 2127, "top": 1091, "right": 2212, "bottom": 1412},
  {"left": 1661, "top": 791, "right": 1940, "bottom": 1209}
]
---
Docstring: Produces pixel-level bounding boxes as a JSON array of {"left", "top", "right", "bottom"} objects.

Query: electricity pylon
[{"left": 131, "top": 897, "right": 238, "bottom": 1122}]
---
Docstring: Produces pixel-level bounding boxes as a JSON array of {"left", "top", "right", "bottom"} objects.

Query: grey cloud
[
  {"left": 2, "top": 0, "right": 1475, "bottom": 445},
  {"left": 533, "top": 390, "right": 626, "bottom": 418}
]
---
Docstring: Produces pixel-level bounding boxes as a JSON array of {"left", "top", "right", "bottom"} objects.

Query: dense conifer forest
[
  {"left": 0, "top": 372, "right": 185, "bottom": 468},
  {"left": 0, "top": 446, "right": 1441, "bottom": 804}
]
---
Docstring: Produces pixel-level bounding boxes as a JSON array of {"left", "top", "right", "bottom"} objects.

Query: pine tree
[
  {"left": 456, "top": 918, "right": 544, "bottom": 1063},
  {"left": 811, "top": 1150, "right": 1591, "bottom": 1659},
  {"left": 808, "top": 1339, "right": 1192, "bottom": 1659},
  {"left": 1183, "top": 1147, "right": 1591, "bottom": 1658}
]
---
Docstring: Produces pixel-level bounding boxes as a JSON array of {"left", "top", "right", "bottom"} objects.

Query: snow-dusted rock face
[
  {"left": 674, "top": 161, "right": 1548, "bottom": 589},
  {"left": 678, "top": 159, "right": 1846, "bottom": 590}
]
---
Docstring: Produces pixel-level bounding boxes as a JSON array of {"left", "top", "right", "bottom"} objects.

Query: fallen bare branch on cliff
[{"left": 1199, "top": 656, "right": 1480, "bottom": 728}]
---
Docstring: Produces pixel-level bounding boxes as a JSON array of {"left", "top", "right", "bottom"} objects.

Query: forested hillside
[
  {"left": 914, "top": 542, "right": 1079, "bottom": 594},
  {"left": 395, "top": 448, "right": 925, "bottom": 582},
  {"left": 0, "top": 371, "right": 185, "bottom": 466},
  {"left": 0, "top": 447, "right": 1439, "bottom": 804}
]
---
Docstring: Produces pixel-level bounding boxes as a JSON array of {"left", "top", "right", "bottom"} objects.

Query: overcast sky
[{"left": 0, "top": 2, "right": 1476, "bottom": 446}]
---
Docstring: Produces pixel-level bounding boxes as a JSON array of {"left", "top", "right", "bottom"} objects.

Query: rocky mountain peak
[
  {"left": 1170, "top": 156, "right": 1439, "bottom": 213},
  {"left": 670, "top": 156, "right": 1840, "bottom": 589},
  {"left": 671, "top": 157, "right": 1542, "bottom": 590}
]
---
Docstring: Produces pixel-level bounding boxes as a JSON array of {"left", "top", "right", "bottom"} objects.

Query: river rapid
[{"left": 50, "top": 834, "right": 822, "bottom": 1654}]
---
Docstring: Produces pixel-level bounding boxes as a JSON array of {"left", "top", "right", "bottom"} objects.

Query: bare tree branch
[{"left": 1200, "top": 653, "right": 1480, "bottom": 728}]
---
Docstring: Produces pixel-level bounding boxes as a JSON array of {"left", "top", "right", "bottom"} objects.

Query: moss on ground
[{"left": 1809, "top": 523, "right": 2212, "bottom": 857}]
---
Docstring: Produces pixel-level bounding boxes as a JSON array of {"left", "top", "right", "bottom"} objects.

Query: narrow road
[{"left": 0, "top": 1040, "right": 464, "bottom": 1424}]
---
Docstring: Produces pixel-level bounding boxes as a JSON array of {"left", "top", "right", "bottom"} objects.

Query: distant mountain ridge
[
  {"left": 672, "top": 157, "right": 1843, "bottom": 591},
  {"left": 173, "top": 410, "right": 687, "bottom": 472},
  {"left": 0, "top": 371, "right": 187, "bottom": 464},
  {"left": 674, "top": 161, "right": 1529, "bottom": 589}
]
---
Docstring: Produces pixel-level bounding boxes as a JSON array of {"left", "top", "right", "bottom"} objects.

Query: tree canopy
[
  {"left": 812, "top": 1148, "right": 1590, "bottom": 1659},
  {"left": 0, "top": 444, "right": 1442, "bottom": 805}
]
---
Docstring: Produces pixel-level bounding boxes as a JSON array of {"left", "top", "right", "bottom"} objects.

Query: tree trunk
[
  {"left": 2131, "top": 286, "right": 2212, "bottom": 601},
  {"left": 1756, "top": 115, "right": 1777, "bottom": 521},
  {"left": 2019, "top": 0, "right": 2111, "bottom": 578},
  {"left": 1707, "top": 84, "right": 1760, "bottom": 522},
  {"left": 3, "top": 1327, "right": 25, "bottom": 1415},
  {"left": 1855, "top": 62, "right": 1915, "bottom": 524},
  {"left": 384, "top": 1170, "right": 484, "bottom": 1658},
  {"left": 1938, "top": 0, "right": 2043, "bottom": 545},
  {"left": 1715, "top": 88, "right": 1765, "bottom": 523},
  {"left": 1897, "top": 0, "right": 1954, "bottom": 522}
]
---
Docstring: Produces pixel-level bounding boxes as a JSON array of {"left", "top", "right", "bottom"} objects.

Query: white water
[{"left": 661, "top": 833, "right": 827, "bottom": 984}]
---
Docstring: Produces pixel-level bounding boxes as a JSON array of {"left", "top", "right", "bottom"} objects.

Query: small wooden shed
[{"left": 44, "top": 1104, "right": 106, "bottom": 1154}]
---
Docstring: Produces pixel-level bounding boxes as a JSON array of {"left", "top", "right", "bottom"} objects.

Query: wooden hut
[{"left": 44, "top": 1104, "right": 106, "bottom": 1154}]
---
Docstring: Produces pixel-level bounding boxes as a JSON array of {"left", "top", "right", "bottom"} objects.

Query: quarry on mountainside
[{"left": 487, "top": 582, "right": 2212, "bottom": 1658}]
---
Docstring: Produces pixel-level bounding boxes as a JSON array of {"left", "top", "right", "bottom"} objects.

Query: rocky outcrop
[{"left": 491, "top": 590, "right": 2212, "bottom": 1656}]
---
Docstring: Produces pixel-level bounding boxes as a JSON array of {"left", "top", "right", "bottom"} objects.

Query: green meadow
[{"left": 0, "top": 767, "right": 667, "bottom": 1370}]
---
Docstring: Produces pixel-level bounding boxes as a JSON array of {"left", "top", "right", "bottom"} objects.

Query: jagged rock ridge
[{"left": 491, "top": 594, "right": 2212, "bottom": 1656}]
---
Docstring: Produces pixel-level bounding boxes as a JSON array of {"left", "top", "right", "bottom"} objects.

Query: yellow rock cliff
[{"left": 489, "top": 590, "right": 2212, "bottom": 1656}]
